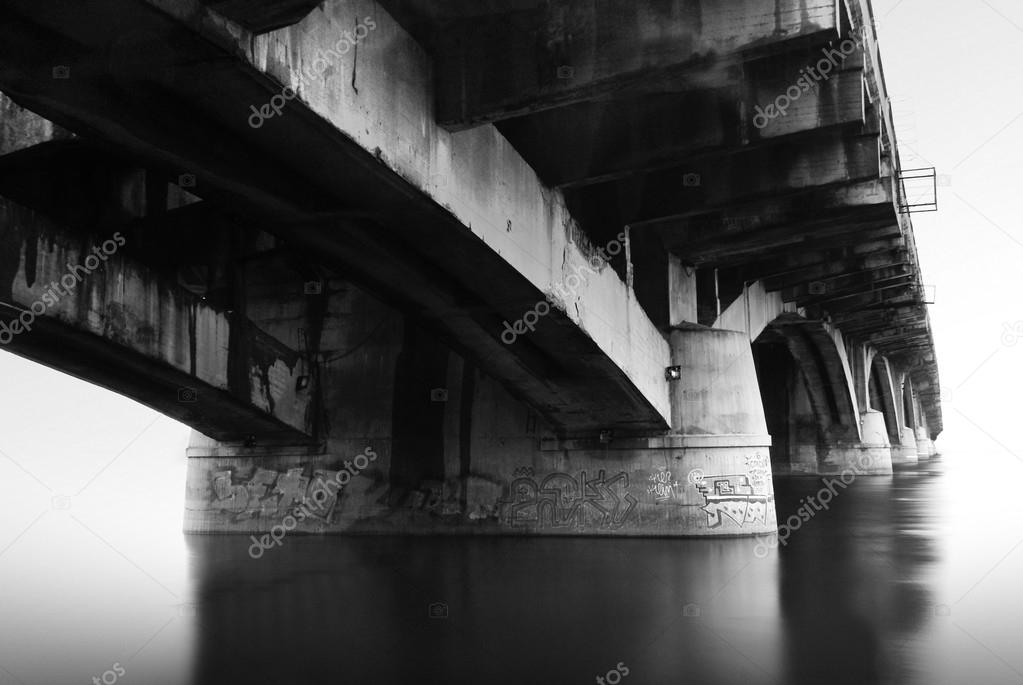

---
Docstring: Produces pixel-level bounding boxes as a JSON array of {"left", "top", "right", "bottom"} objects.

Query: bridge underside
[{"left": 0, "top": 0, "right": 940, "bottom": 537}]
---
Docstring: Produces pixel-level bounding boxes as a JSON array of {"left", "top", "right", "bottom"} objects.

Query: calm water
[{"left": 3, "top": 453, "right": 1023, "bottom": 684}]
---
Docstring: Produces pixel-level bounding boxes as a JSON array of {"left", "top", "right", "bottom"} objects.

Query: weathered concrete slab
[
  {"left": 497, "top": 66, "right": 871, "bottom": 188},
  {"left": 0, "top": 196, "right": 313, "bottom": 442},
  {"left": 432, "top": 0, "right": 842, "bottom": 128},
  {"left": 0, "top": 0, "right": 672, "bottom": 433}
]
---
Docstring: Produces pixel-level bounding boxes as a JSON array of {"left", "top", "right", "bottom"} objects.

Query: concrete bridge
[{"left": 0, "top": 0, "right": 941, "bottom": 537}]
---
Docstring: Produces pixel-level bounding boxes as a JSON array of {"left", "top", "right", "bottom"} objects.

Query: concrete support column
[
  {"left": 658, "top": 325, "right": 778, "bottom": 536},
  {"left": 892, "top": 426, "right": 920, "bottom": 465},
  {"left": 785, "top": 369, "right": 823, "bottom": 475},
  {"left": 912, "top": 396, "right": 937, "bottom": 458},
  {"left": 668, "top": 255, "right": 698, "bottom": 326},
  {"left": 791, "top": 411, "right": 893, "bottom": 475},
  {"left": 915, "top": 428, "right": 937, "bottom": 458}
]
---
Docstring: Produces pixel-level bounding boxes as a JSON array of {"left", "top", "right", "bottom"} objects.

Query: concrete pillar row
[
  {"left": 891, "top": 373, "right": 919, "bottom": 465},
  {"left": 784, "top": 412, "right": 894, "bottom": 476}
]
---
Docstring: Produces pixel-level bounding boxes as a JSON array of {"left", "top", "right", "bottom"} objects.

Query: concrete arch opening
[
  {"left": 752, "top": 314, "right": 892, "bottom": 476},
  {"left": 868, "top": 356, "right": 901, "bottom": 446}
]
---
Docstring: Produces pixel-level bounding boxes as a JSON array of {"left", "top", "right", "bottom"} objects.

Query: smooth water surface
[{"left": 2, "top": 454, "right": 1022, "bottom": 684}]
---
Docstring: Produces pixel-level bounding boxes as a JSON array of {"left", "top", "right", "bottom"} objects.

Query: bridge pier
[
  {"left": 811, "top": 410, "right": 894, "bottom": 476},
  {"left": 182, "top": 284, "right": 778, "bottom": 537},
  {"left": 891, "top": 427, "right": 920, "bottom": 465},
  {"left": 915, "top": 427, "right": 938, "bottom": 459}
]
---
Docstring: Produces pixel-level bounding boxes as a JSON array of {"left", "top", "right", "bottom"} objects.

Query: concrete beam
[
  {"left": 759, "top": 251, "right": 908, "bottom": 291},
  {"left": 640, "top": 179, "right": 900, "bottom": 266},
  {"left": 0, "top": 0, "right": 672, "bottom": 433},
  {"left": 676, "top": 223, "right": 902, "bottom": 269},
  {"left": 816, "top": 287, "right": 920, "bottom": 315},
  {"left": 434, "top": 0, "right": 842, "bottom": 128},
  {"left": 1, "top": 93, "right": 73, "bottom": 156},
  {"left": 581, "top": 133, "right": 881, "bottom": 225},
  {"left": 498, "top": 67, "right": 870, "bottom": 189},
  {"left": 198, "top": 0, "right": 321, "bottom": 32},
  {"left": 782, "top": 267, "right": 913, "bottom": 304},
  {"left": 0, "top": 196, "right": 314, "bottom": 443}
]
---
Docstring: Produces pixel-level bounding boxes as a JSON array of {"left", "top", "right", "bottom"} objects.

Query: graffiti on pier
[
  {"left": 499, "top": 469, "right": 638, "bottom": 530},
  {"left": 745, "top": 453, "right": 770, "bottom": 490},
  {"left": 695, "top": 474, "right": 770, "bottom": 528},
  {"left": 399, "top": 479, "right": 464, "bottom": 516},
  {"left": 647, "top": 470, "right": 681, "bottom": 502},
  {"left": 211, "top": 466, "right": 343, "bottom": 522}
]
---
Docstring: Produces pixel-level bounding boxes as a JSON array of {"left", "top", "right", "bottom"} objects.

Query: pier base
[{"left": 182, "top": 324, "right": 779, "bottom": 537}]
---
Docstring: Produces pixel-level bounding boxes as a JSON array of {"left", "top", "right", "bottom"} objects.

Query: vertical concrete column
[
  {"left": 811, "top": 409, "right": 893, "bottom": 475},
  {"left": 787, "top": 367, "right": 823, "bottom": 475},
  {"left": 891, "top": 373, "right": 919, "bottom": 465},
  {"left": 915, "top": 431, "right": 937, "bottom": 458},
  {"left": 913, "top": 397, "right": 937, "bottom": 458},
  {"left": 663, "top": 325, "right": 778, "bottom": 536},
  {"left": 809, "top": 344, "right": 893, "bottom": 475},
  {"left": 850, "top": 344, "right": 871, "bottom": 410},
  {"left": 893, "top": 425, "right": 920, "bottom": 464},
  {"left": 668, "top": 255, "right": 698, "bottom": 326}
]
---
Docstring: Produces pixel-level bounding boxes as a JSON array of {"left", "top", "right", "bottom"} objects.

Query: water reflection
[
  {"left": 184, "top": 464, "right": 941, "bottom": 682},
  {"left": 10, "top": 456, "right": 1023, "bottom": 684},
  {"left": 775, "top": 473, "right": 937, "bottom": 685},
  {"left": 187, "top": 534, "right": 782, "bottom": 684},
  {"left": 184, "top": 462, "right": 941, "bottom": 685}
]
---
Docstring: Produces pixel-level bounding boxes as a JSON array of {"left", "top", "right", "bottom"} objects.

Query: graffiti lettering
[
  {"left": 210, "top": 450, "right": 376, "bottom": 522},
  {"left": 694, "top": 474, "right": 771, "bottom": 528},
  {"left": 499, "top": 469, "right": 638, "bottom": 530},
  {"left": 647, "top": 470, "right": 680, "bottom": 502}
]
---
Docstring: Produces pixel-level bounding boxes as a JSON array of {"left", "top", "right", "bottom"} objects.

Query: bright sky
[{"left": 874, "top": 0, "right": 1023, "bottom": 457}]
